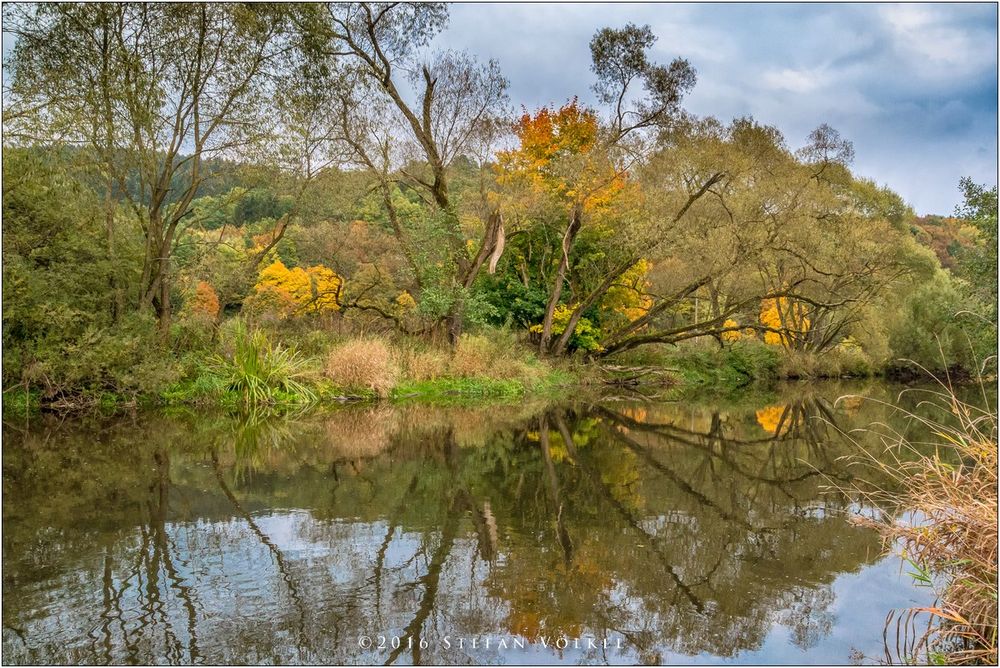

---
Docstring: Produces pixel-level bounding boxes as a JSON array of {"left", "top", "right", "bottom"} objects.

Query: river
[{"left": 4, "top": 380, "right": 982, "bottom": 665}]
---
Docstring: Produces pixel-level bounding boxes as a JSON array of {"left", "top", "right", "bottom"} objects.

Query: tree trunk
[{"left": 539, "top": 205, "right": 582, "bottom": 355}]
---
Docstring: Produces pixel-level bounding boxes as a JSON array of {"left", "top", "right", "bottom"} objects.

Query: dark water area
[{"left": 3, "top": 381, "right": 988, "bottom": 665}]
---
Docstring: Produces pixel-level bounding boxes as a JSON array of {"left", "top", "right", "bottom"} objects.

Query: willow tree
[
  {"left": 596, "top": 119, "right": 930, "bottom": 357},
  {"left": 305, "top": 2, "right": 509, "bottom": 342},
  {"left": 4, "top": 3, "right": 295, "bottom": 333}
]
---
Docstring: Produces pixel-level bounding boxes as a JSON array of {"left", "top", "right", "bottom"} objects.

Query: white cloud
[
  {"left": 761, "top": 67, "right": 828, "bottom": 94},
  {"left": 879, "top": 4, "right": 997, "bottom": 77}
]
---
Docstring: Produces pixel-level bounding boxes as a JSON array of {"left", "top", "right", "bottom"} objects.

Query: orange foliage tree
[
  {"left": 497, "top": 100, "right": 628, "bottom": 354},
  {"left": 186, "top": 280, "right": 221, "bottom": 321}
]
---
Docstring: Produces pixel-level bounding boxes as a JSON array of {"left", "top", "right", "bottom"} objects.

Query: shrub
[
  {"left": 888, "top": 271, "right": 995, "bottom": 375},
  {"left": 22, "top": 313, "right": 183, "bottom": 400},
  {"left": 727, "top": 339, "right": 781, "bottom": 380},
  {"left": 324, "top": 338, "right": 398, "bottom": 398}
]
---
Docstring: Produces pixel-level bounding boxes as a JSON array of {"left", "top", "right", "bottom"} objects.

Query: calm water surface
[{"left": 3, "top": 381, "right": 972, "bottom": 665}]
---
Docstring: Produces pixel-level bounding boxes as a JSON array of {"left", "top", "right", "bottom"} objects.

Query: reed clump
[{"left": 847, "top": 380, "right": 997, "bottom": 665}]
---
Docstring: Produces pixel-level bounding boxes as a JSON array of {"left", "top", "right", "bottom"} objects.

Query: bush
[
  {"left": 20, "top": 313, "right": 183, "bottom": 400},
  {"left": 888, "top": 271, "right": 995, "bottom": 375},
  {"left": 727, "top": 339, "right": 782, "bottom": 379},
  {"left": 324, "top": 338, "right": 399, "bottom": 398},
  {"left": 668, "top": 339, "right": 781, "bottom": 390}
]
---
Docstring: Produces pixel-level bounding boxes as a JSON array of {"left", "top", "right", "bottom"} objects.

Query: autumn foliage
[
  {"left": 245, "top": 259, "right": 342, "bottom": 320},
  {"left": 186, "top": 280, "right": 221, "bottom": 321},
  {"left": 759, "top": 297, "right": 811, "bottom": 347},
  {"left": 497, "top": 100, "right": 624, "bottom": 210}
]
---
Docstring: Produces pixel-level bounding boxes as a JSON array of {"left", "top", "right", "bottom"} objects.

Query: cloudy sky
[{"left": 439, "top": 3, "right": 997, "bottom": 215}]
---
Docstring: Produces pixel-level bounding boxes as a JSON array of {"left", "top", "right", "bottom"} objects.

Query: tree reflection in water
[{"left": 2, "top": 384, "right": 945, "bottom": 664}]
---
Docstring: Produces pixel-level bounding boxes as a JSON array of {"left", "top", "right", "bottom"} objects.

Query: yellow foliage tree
[
  {"left": 759, "top": 297, "right": 810, "bottom": 347},
  {"left": 721, "top": 319, "right": 742, "bottom": 343},
  {"left": 602, "top": 259, "right": 654, "bottom": 323},
  {"left": 246, "top": 259, "right": 341, "bottom": 319},
  {"left": 303, "top": 265, "right": 341, "bottom": 316}
]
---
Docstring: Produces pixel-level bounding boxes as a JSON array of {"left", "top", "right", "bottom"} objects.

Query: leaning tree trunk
[{"left": 538, "top": 204, "right": 583, "bottom": 356}]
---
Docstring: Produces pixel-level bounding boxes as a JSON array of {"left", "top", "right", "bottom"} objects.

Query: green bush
[
  {"left": 669, "top": 339, "right": 781, "bottom": 390},
  {"left": 18, "top": 313, "right": 182, "bottom": 400},
  {"left": 888, "top": 271, "right": 995, "bottom": 375}
]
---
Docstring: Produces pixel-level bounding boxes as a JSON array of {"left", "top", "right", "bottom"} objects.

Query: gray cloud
[{"left": 440, "top": 3, "right": 998, "bottom": 214}]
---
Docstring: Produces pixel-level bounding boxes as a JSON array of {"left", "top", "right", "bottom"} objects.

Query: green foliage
[
  {"left": 955, "top": 178, "right": 998, "bottom": 319},
  {"left": 234, "top": 188, "right": 294, "bottom": 226},
  {"left": 476, "top": 274, "right": 549, "bottom": 329},
  {"left": 888, "top": 271, "right": 994, "bottom": 375},
  {"left": 2, "top": 387, "right": 42, "bottom": 417},
  {"left": 206, "top": 321, "right": 317, "bottom": 405}
]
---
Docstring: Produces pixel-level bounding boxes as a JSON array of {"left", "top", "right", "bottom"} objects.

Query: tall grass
[
  {"left": 846, "top": 377, "right": 997, "bottom": 665},
  {"left": 323, "top": 338, "right": 399, "bottom": 398},
  {"left": 206, "top": 322, "right": 316, "bottom": 405}
]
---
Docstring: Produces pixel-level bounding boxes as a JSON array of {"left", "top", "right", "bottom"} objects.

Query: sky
[{"left": 439, "top": 3, "right": 998, "bottom": 215}]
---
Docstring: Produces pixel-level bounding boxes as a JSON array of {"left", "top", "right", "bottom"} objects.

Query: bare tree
[{"left": 311, "top": 3, "right": 509, "bottom": 341}]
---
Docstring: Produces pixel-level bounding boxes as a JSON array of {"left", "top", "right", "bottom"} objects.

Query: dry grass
[
  {"left": 397, "top": 347, "right": 450, "bottom": 382},
  {"left": 322, "top": 332, "right": 550, "bottom": 397},
  {"left": 449, "top": 333, "right": 542, "bottom": 382},
  {"left": 323, "top": 338, "right": 399, "bottom": 398},
  {"left": 777, "top": 346, "right": 873, "bottom": 379},
  {"left": 846, "top": 378, "right": 997, "bottom": 665}
]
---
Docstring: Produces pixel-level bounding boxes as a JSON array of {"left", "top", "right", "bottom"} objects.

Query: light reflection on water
[{"left": 3, "top": 382, "right": 962, "bottom": 665}]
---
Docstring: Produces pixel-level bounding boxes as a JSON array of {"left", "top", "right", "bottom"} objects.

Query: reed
[{"left": 845, "top": 374, "right": 996, "bottom": 665}]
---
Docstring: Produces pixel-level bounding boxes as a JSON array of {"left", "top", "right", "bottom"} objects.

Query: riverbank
[
  {"left": 2, "top": 325, "right": 977, "bottom": 419},
  {"left": 2, "top": 328, "right": 599, "bottom": 416}
]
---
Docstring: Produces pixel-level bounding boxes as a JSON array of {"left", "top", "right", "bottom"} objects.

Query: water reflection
[{"left": 2, "top": 384, "right": 944, "bottom": 664}]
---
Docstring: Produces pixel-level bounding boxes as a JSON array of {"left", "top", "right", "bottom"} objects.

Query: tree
[
  {"left": 955, "top": 178, "right": 998, "bottom": 318},
  {"left": 307, "top": 3, "right": 509, "bottom": 341},
  {"left": 244, "top": 259, "right": 341, "bottom": 321},
  {"left": 4, "top": 3, "right": 295, "bottom": 334},
  {"left": 497, "top": 100, "right": 627, "bottom": 354},
  {"left": 492, "top": 24, "right": 699, "bottom": 356},
  {"left": 596, "top": 118, "right": 927, "bottom": 357}
]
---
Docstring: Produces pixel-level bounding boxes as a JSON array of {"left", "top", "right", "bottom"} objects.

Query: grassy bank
[
  {"left": 3, "top": 323, "right": 592, "bottom": 416},
  {"left": 4, "top": 318, "right": 968, "bottom": 418}
]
